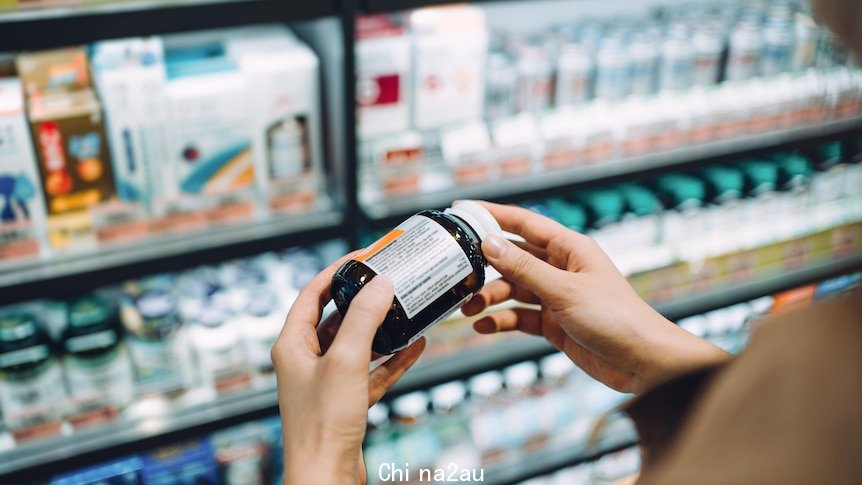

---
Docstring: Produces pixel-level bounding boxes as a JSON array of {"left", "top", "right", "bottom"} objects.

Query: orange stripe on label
[{"left": 355, "top": 228, "right": 404, "bottom": 262}]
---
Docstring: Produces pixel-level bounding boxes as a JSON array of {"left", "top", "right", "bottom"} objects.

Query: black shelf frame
[
  {"left": 359, "top": 0, "right": 522, "bottom": 14},
  {"left": 0, "top": 0, "right": 337, "bottom": 51}
]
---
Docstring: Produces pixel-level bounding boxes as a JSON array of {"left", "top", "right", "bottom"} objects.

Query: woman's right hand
[{"left": 461, "top": 201, "right": 730, "bottom": 395}]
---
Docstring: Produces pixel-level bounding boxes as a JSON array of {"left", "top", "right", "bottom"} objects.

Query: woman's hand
[
  {"left": 462, "top": 201, "right": 730, "bottom": 395},
  {"left": 272, "top": 255, "right": 426, "bottom": 485}
]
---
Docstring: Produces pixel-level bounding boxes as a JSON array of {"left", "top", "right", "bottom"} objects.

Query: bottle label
[
  {"left": 126, "top": 336, "right": 187, "bottom": 394},
  {"left": 0, "top": 361, "right": 65, "bottom": 426},
  {"left": 65, "top": 348, "right": 135, "bottom": 406},
  {"left": 357, "top": 215, "right": 472, "bottom": 318}
]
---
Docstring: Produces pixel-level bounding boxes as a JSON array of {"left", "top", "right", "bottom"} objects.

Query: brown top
[{"left": 624, "top": 293, "right": 862, "bottom": 485}]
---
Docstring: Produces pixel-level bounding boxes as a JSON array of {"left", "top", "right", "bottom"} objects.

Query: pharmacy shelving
[
  {"left": 0, "top": 0, "right": 337, "bottom": 51},
  {"left": 486, "top": 417, "right": 639, "bottom": 485},
  {"left": 360, "top": 117, "right": 862, "bottom": 224},
  {"left": 393, "top": 250, "right": 862, "bottom": 394},
  {"left": 0, "top": 248, "right": 856, "bottom": 482},
  {"left": 0, "top": 207, "right": 344, "bottom": 306},
  {"left": 0, "top": 387, "right": 283, "bottom": 482}
]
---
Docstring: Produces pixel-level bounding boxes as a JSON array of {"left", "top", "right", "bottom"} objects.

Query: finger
[
  {"left": 284, "top": 250, "right": 361, "bottom": 332},
  {"left": 481, "top": 234, "right": 571, "bottom": 304},
  {"left": 277, "top": 251, "right": 360, "bottom": 358},
  {"left": 472, "top": 308, "right": 543, "bottom": 336},
  {"left": 327, "top": 276, "right": 394, "bottom": 365},
  {"left": 513, "top": 240, "right": 548, "bottom": 261},
  {"left": 462, "top": 279, "right": 538, "bottom": 316},
  {"left": 315, "top": 310, "right": 342, "bottom": 354},
  {"left": 368, "top": 338, "right": 426, "bottom": 406},
  {"left": 471, "top": 200, "right": 572, "bottom": 248}
]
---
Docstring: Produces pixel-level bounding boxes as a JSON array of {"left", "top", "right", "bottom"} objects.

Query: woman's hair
[{"left": 812, "top": 0, "right": 862, "bottom": 57}]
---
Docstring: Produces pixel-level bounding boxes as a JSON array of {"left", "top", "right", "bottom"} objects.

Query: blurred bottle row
[
  {"left": 357, "top": 2, "right": 862, "bottom": 200},
  {"left": 0, "top": 240, "right": 344, "bottom": 445},
  {"left": 43, "top": 272, "right": 860, "bottom": 485},
  {"left": 1, "top": 24, "right": 326, "bottom": 263},
  {"left": 519, "top": 139, "right": 862, "bottom": 276}
]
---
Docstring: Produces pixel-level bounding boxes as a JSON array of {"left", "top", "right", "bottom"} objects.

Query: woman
[{"left": 271, "top": 200, "right": 861, "bottom": 484}]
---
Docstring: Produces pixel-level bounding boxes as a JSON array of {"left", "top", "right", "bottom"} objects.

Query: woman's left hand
[{"left": 272, "top": 255, "right": 426, "bottom": 485}]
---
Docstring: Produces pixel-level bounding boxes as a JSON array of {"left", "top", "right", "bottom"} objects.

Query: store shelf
[
  {"left": 0, "top": 388, "right": 281, "bottom": 482},
  {"left": 361, "top": 0, "right": 504, "bottom": 13},
  {"left": 486, "top": 417, "right": 639, "bottom": 485},
  {"left": 361, "top": 117, "right": 862, "bottom": 224},
  {"left": 0, "top": 250, "right": 855, "bottom": 482},
  {"left": 391, "top": 250, "right": 862, "bottom": 393},
  {"left": 0, "top": 0, "right": 336, "bottom": 51},
  {"left": 653, "top": 252, "right": 862, "bottom": 318},
  {"left": 0, "top": 208, "right": 344, "bottom": 306}
]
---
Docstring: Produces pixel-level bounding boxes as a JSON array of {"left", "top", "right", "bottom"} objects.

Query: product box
[
  {"left": 52, "top": 456, "right": 144, "bottom": 485},
  {"left": 356, "top": 14, "right": 411, "bottom": 139},
  {"left": 16, "top": 47, "right": 91, "bottom": 97},
  {"left": 441, "top": 121, "right": 492, "bottom": 185},
  {"left": 491, "top": 113, "right": 537, "bottom": 177},
  {"left": 158, "top": 43, "right": 255, "bottom": 229},
  {"left": 0, "top": 78, "right": 47, "bottom": 263},
  {"left": 140, "top": 439, "right": 219, "bottom": 484},
  {"left": 539, "top": 109, "right": 579, "bottom": 170},
  {"left": 17, "top": 48, "right": 118, "bottom": 251},
  {"left": 90, "top": 38, "right": 169, "bottom": 243},
  {"left": 90, "top": 38, "right": 169, "bottom": 220},
  {"left": 409, "top": 6, "right": 488, "bottom": 130},
  {"left": 226, "top": 33, "right": 325, "bottom": 215},
  {"left": 27, "top": 91, "right": 116, "bottom": 250},
  {"left": 369, "top": 131, "right": 425, "bottom": 196}
]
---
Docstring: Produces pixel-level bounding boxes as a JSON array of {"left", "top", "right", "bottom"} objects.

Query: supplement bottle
[
  {"left": 62, "top": 294, "right": 136, "bottom": 421},
  {"left": 120, "top": 276, "right": 192, "bottom": 396},
  {"left": 0, "top": 311, "right": 66, "bottom": 440},
  {"left": 332, "top": 201, "right": 502, "bottom": 355}
]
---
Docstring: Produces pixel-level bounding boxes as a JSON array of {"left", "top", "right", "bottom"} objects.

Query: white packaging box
[
  {"left": 91, "top": 37, "right": 169, "bottom": 209},
  {"left": 162, "top": 62, "right": 255, "bottom": 223},
  {"left": 410, "top": 6, "right": 488, "bottom": 130},
  {"left": 225, "top": 34, "right": 325, "bottom": 214},
  {"left": 0, "top": 78, "right": 47, "bottom": 262},
  {"left": 356, "top": 15, "right": 411, "bottom": 139}
]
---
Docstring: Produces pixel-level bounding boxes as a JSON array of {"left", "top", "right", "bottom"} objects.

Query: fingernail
[{"left": 482, "top": 234, "right": 506, "bottom": 259}]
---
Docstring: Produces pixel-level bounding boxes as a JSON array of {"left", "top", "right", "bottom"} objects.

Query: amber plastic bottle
[{"left": 332, "top": 201, "right": 502, "bottom": 355}]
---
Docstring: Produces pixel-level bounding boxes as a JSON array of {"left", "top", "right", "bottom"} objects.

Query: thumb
[{"left": 482, "top": 234, "right": 568, "bottom": 302}]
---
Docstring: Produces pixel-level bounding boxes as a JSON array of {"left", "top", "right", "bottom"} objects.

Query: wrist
[
  {"left": 637, "top": 317, "right": 731, "bottom": 394},
  {"left": 284, "top": 450, "right": 356, "bottom": 485}
]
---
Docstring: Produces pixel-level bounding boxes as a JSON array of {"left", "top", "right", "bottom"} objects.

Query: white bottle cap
[
  {"left": 504, "top": 361, "right": 539, "bottom": 390},
  {"left": 678, "top": 315, "right": 708, "bottom": 338},
  {"left": 468, "top": 371, "right": 503, "bottom": 399},
  {"left": 540, "top": 353, "right": 575, "bottom": 381},
  {"left": 391, "top": 392, "right": 429, "bottom": 419},
  {"left": 444, "top": 200, "right": 503, "bottom": 242},
  {"left": 431, "top": 381, "right": 467, "bottom": 412},
  {"left": 367, "top": 402, "right": 389, "bottom": 427}
]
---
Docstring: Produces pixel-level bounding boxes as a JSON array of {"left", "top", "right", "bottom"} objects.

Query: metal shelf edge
[
  {"left": 0, "top": 209, "right": 344, "bottom": 304},
  {"left": 361, "top": 118, "right": 862, "bottom": 222}
]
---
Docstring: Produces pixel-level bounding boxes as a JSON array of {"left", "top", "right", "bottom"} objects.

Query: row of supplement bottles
[
  {"left": 485, "top": 1, "right": 845, "bottom": 119},
  {"left": 0, "top": 248, "right": 325, "bottom": 443},
  {"left": 523, "top": 139, "right": 862, "bottom": 275},
  {"left": 363, "top": 355, "right": 629, "bottom": 485},
  {"left": 362, "top": 293, "right": 781, "bottom": 485}
]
